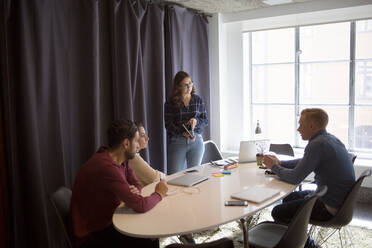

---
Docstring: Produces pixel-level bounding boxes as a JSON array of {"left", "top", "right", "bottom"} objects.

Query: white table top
[{"left": 112, "top": 162, "right": 296, "bottom": 238}]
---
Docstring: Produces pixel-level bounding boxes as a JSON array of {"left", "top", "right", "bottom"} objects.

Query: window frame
[{"left": 244, "top": 20, "right": 372, "bottom": 158}]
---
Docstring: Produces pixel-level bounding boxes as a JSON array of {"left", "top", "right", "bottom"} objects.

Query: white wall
[
  {"left": 208, "top": 0, "right": 372, "bottom": 187},
  {"left": 208, "top": 14, "right": 222, "bottom": 148}
]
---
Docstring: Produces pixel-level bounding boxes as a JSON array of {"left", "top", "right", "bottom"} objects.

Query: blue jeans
[{"left": 167, "top": 134, "right": 204, "bottom": 174}]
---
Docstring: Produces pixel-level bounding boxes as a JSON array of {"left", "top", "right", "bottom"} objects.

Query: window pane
[
  {"left": 252, "top": 28, "right": 295, "bottom": 64},
  {"left": 300, "top": 22, "right": 350, "bottom": 62},
  {"left": 355, "top": 61, "right": 372, "bottom": 104},
  {"left": 252, "top": 64, "right": 295, "bottom": 103},
  {"left": 356, "top": 19, "right": 372, "bottom": 59},
  {"left": 299, "top": 62, "right": 349, "bottom": 104},
  {"left": 354, "top": 106, "right": 372, "bottom": 150},
  {"left": 252, "top": 105, "right": 295, "bottom": 144},
  {"left": 297, "top": 106, "right": 349, "bottom": 148}
]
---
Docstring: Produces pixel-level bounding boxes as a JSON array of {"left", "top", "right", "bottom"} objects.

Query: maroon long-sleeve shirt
[{"left": 70, "top": 146, "right": 161, "bottom": 243}]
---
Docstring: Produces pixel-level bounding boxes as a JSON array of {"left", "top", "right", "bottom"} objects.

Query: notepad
[{"left": 231, "top": 187, "right": 280, "bottom": 203}]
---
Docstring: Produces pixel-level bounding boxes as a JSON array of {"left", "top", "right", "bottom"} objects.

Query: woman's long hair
[{"left": 170, "top": 71, "right": 196, "bottom": 108}]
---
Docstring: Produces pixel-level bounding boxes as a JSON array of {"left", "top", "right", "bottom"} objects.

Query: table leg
[{"left": 240, "top": 218, "right": 250, "bottom": 248}]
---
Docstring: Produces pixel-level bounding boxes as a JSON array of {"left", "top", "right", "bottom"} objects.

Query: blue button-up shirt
[
  {"left": 272, "top": 129, "right": 355, "bottom": 208},
  {"left": 164, "top": 94, "right": 208, "bottom": 138}
]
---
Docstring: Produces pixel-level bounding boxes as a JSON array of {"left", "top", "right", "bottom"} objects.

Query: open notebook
[{"left": 231, "top": 187, "right": 280, "bottom": 203}]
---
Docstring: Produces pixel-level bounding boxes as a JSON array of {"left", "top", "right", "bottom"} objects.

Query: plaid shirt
[{"left": 164, "top": 94, "right": 208, "bottom": 137}]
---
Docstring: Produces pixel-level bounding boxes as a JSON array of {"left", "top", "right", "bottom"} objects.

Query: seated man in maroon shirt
[{"left": 70, "top": 119, "right": 168, "bottom": 248}]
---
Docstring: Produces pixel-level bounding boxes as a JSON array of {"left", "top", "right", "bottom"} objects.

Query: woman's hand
[
  {"left": 188, "top": 118, "right": 197, "bottom": 130},
  {"left": 155, "top": 180, "right": 168, "bottom": 198},
  {"left": 183, "top": 132, "right": 196, "bottom": 141}
]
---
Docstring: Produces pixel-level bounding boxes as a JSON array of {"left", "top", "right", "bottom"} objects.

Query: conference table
[{"left": 113, "top": 161, "right": 297, "bottom": 248}]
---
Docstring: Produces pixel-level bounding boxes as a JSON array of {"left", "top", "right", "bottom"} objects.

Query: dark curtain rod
[{"left": 141, "top": 0, "right": 212, "bottom": 18}]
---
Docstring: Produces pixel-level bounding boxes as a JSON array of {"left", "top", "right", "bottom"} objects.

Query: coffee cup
[{"left": 256, "top": 153, "right": 263, "bottom": 166}]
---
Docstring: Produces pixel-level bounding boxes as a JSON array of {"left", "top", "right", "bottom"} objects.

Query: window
[
  {"left": 355, "top": 19, "right": 372, "bottom": 152},
  {"left": 243, "top": 19, "right": 372, "bottom": 157}
]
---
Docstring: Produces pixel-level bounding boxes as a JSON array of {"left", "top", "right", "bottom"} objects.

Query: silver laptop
[
  {"left": 167, "top": 173, "right": 208, "bottom": 187},
  {"left": 238, "top": 141, "right": 257, "bottom": 163},
  {"left": 231, "top": 187, "right": 280, "bottom": 203},
  {"left": 239, "top": 139, "right": 270, "bottom": 163}
]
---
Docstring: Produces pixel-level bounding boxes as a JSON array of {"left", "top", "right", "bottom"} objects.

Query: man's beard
[{"left": 125, "top": 148, "right": 136, "bottom": 160}]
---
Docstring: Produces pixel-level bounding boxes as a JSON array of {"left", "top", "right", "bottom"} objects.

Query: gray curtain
[
  {"left": 106, "top": 0, "right": 168, "bottom": 172},
  {"left": 1, "top": 1, "right": 103, "bottom": 247},
  {"left": 0, "top": 0, "right": 210, "bottom": 247}
]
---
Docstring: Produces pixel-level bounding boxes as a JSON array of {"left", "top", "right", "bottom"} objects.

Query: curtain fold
[
  {"left": 0, "top": 1, "right": 15, "bottom": 248},
  {"left": 0, "top": 79, "right": 10, "bottom": 248},
  {"left": 0, "top": 0, "right": 210, "bottom": 247},
  {"left": 1, "top": 0, "right": 102, "bottom": 247},
  {"left": 107, "top": 0, "right": 168, "bottom": 171},
  {"left": 139, "top": 3, "right": 168, "bottom": 171}
]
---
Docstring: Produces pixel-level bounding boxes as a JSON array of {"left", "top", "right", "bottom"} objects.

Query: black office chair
[
  {"left": 50, "top": 187, "right": 73, "bottom": 248},
  {"left": 201, "top": 140, "right": 223, "bottom": 164},
  {"left": 309, "top": 169, "right": 371, "bottom": 247},
  {"left": 269, "top": 143, "right": 294, "bottom": 157},
  {"left": 166, "top": 237, "right": 234, "bottom": 248},
  {"left": 244, "top": 186, "right": 327, "bottom": 248}
]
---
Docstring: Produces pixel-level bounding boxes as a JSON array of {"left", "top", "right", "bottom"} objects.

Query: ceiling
[{"left": 165, "top": 0, "right": 314, "bottom": 14}]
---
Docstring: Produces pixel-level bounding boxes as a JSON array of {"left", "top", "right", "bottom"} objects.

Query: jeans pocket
[{"left": 168, "top": 135, "right": 185, "bottom": 145}]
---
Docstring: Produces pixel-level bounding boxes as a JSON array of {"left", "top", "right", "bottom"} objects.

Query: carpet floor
[{"left": 160, "top": 207, "right": 372, "bottom": 248}]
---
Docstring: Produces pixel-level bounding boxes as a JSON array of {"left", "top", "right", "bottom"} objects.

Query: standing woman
[{"left": 164, "top": 71, "right": 208, "bottom": 174}]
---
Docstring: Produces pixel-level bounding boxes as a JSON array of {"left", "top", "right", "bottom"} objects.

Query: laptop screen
[{"left": 238, "top": 139, "right": 270, "bottom": 163}]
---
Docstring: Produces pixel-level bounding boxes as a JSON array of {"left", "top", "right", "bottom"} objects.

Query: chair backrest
[
  {"left": 310, "top": 169, "right": 371, "bottom": 228},
  {"left": 50, "top": 187, "right": 72, "bottom": 248},
  {"left": 166, "top": 237, "right": 234, "bottom": 248},
  {"left": 269, "top": 144, "right": 294, "bottom": 157},
  {"left": 201, "top": 140, "right": 223, "bottom": 164},
  {"left": 275, "top": 186, "right": 327, "bottom": 248}
]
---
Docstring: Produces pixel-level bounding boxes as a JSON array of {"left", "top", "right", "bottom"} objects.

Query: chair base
[
  {"left": 309, "top": 225, "right": 355, "bottom": 248},
  {"left": 179, "top": 234, "right": 196, "bottom": 244},
  {"left": 166, "top": 237, "right": 234, "bottom": 248}
]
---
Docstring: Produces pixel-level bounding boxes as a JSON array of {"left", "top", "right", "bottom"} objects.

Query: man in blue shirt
[{"left": 263, "top": 108, "right": 355, "bottom": 247}]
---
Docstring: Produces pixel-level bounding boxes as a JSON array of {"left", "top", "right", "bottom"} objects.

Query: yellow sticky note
[{"left": 213, "top": 173, "right": 224, "bottom": 177}]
